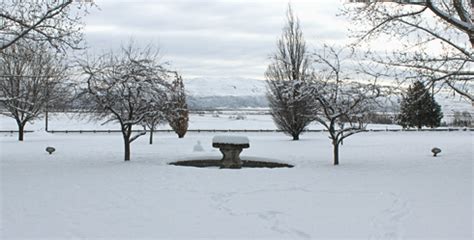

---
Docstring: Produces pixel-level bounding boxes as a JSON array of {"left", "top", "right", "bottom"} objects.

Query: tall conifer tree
[{"left": 398, "top": 81, "right": 443, "bottom": 129}]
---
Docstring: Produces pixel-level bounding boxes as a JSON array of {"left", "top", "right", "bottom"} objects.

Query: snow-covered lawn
[
  {"left": 1, "top": 130, "right": 472, "bottom": 239},
  {"left": 0, "top": 112, "right": 402, "bottom": 131}
]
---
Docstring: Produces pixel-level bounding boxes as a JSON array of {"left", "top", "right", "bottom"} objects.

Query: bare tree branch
[
  {"left": 0, "top": 0, "right": 92, "bottom": 51},
  {"left": 80, "top": 41, "right": 176, "bottom": 161},
  {"left": 0, "top": 40, "right": 69, "bottom": 140},
  {"left": 344, "top": 0, "right": 473, "bottom": 102}
]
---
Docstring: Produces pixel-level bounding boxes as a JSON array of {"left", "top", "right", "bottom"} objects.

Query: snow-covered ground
[
  {"left": 0, "top": 112, "right": 401, "bottom": 131},
  {"left": 1, "top": 128, "right": 472, "bottom": 239}
]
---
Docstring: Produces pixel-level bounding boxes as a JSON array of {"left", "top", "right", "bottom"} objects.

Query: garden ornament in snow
[
  {"left": 46, "top": 147, "right": 56, "bottom": 155},
  {"left": 212, "top": 135, "right": 249, "bottom": 169},
  {"left": 193, "top": 140, "right": 204, "bottom": 152},
  {"left": 431, "top": 147, "right": 441, "bottom": 157}
]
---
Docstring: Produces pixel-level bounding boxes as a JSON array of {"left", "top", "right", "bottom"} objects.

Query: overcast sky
[{"left": 83, "top": 0, "right": 350, "bottom": 80}]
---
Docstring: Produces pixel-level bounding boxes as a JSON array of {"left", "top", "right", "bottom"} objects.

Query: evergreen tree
[
  {"left": 397, "top": 81, "right": 443, "bottom": 129},
  {"left": 167, "top": 73, "right": 189, "bottom": 138}
]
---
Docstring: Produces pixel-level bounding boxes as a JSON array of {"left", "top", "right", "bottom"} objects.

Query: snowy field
[
  {"left": 0, "top": 112, "right": 402, "bottom": 131},
  {"left": 1, "top": 128, "right": 472, "bottom": 239}
]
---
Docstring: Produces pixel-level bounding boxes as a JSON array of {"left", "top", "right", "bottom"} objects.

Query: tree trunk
[
  {"left": 45, "top": 110, "right": 49, "bottom": 132},
  {"left": 18, "top": 123, "right": 25, "bottom": 141},
  {"left": 124, "top": 138, "right": 131, "bottom": 161},
  {"left": 292, "top": 134, "right": 299, "bottom": 140},
  {"left": 149, "top": 126, "right": 154, "bottom": 145},
  {"left": 122, "top": 124, "right": 133, "bottom": 161},
  {"left": 333, "top": 141, "right": 339, "bottom": 165}
]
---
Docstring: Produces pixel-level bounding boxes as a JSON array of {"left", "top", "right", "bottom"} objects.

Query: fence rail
[
  {"left": 1, "top": 128, "right": 472, "bottom": 134},
  {"left": 45, "top": 128, "right": 473, "bottom": 133},
  {"left": 0, "top": 130, "right": 34, "bottom": 133}
]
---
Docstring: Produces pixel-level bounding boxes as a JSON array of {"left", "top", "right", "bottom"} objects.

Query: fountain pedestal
[{"left": 212, "top": 135, "right": 250, "bottom": 169}]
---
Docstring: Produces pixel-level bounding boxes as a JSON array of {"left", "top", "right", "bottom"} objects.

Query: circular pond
[{"left": 169, "top": 159, "right": 293, "bottom": 169}]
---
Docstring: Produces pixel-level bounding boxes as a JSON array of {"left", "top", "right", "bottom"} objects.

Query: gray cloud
[{"left": 83, "top": 0, "right": 349, "bottom": 79}]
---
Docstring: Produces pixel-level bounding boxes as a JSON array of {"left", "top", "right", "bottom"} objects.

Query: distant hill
[
  {"left": 184, "top": 77, "right": 268, "bottom": 109},
  {"left": 184, "top": 77, "right": 266, "bottom": 97},
  {"left": 184, "top": 77, "right": 473, "bottom": 115},
  {"left": 187, "top": 95, "right": 268, "bottom": 110}
]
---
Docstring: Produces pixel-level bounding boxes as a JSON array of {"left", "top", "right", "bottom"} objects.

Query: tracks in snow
[
  {"left": 370, "top": 192, "right": 411, "bottom": 240},
  {"left": 209, "top": 189, "right": 312, "bottom": 239}
]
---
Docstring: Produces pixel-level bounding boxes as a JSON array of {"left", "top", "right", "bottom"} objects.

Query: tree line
[
  {"left": 0, "top": 1, "right": 190, "bottom": 161},
  {"left": 0, "top": 39, "right": 189, "bottom": 160}
]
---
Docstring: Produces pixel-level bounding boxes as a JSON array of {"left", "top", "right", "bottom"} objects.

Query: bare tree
[
  {"left": 0, "top": 0, "right": 92, "bottom": 52},
  {"left": 166, "top": 73, "right": 189, "bottom": 138},
  {"left": 144, "top": 72, "right": 189, "bottom": 144},
  {"left": 344, "top": 0, "right": 474, "bottom": 102},
  {"left": 0, "top": 41, "right": 68, "bottom": 141},
  {"left": 309, "top": 46, "right": 383, "bottom": 165},
  {"left": 266, "top": 4, "right": 314, "bottom": 140},
  {"left": 80, "top": 42, "right": 172, "bottom": 161},
  {"left": 144, "top": 112, "right": 166, "bottom": 145}
]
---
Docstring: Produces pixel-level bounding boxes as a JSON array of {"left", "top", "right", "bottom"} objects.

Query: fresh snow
[
  {"left": 0, "top": 112, "right": 402, "bottom": 132},
  {"left": 212, "top": 135, "right": 250, "bottom": 145},
  {"left": 1, "top": 128, "right": 472, "bottom": 239}
]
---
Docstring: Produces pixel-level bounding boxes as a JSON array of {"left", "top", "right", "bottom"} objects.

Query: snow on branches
[
  {"left": 344, "top": 0, "right": 474, "bottom": 102},
  {"left": 308, "top": 45, "right": 385, "bottom": 165},
  {"left": 0, "top": 0, "right": 92, "bottom": 51},
  {"left": 166, "top": 73, "right": 189, "bottom": 139},
  {"left": 0, "top": 41, "right": 69, "bottom": 141},
  {"left": 265, "top": 5, "right": 314, "bottom": 141},
  {"left": 80, "top": 42, "right": 177, "bottom": 161}
]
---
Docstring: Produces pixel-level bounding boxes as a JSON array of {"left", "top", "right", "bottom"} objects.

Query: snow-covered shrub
[
  {"left": 193, "top": 141, "right": 204, "bottom": 152},
  {"left": 166, "top": 74, "right": 189, "bottom": 138},
  {"left": 229, "top": 114, "right": 246, "bottom": 120},
  {"left": 235, "top": 114, "right": 246, "bottom": 120}
]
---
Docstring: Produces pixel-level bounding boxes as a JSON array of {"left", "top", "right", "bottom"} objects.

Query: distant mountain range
[
  {"left": 184, "top": 77, "right": 473, "bottom": 114},
  {"left": 184, "top": 77, "right": 266, "bottom": 97},
  {"left": 184, "top": 77, "right": 268, "bottom": 109}
]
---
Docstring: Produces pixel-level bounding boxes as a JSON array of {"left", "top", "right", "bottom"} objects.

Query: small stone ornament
[
  {"left": 431, "top": 147, "right": 441, "bottom": 157},
  {"left": 193, "top": 140, "right": 204, "bottom": 152},
  {"left": 46, "top": 146, "right": 56, "bottom": 155}
]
